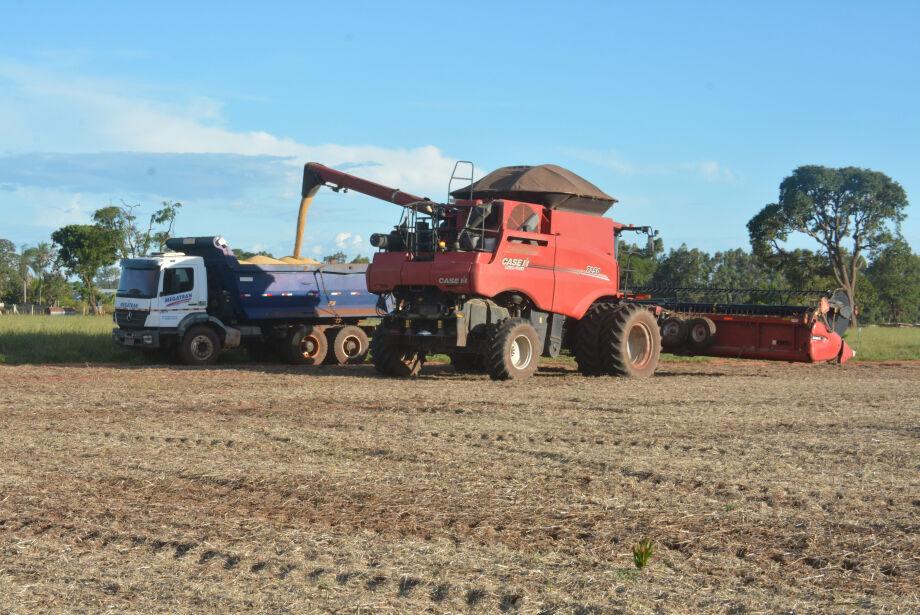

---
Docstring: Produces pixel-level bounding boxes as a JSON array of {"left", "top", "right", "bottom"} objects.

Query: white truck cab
[{"left": 113, "top": 251, "right": 237, "bottom": 364}]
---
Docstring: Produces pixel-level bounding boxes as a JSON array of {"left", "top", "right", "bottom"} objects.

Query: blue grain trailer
[{"left": 113, "top": 236, "right": 382, "bottom": 365}]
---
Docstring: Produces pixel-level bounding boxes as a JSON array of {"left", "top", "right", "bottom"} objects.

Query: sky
[{"left": 1, "top": 1, "right": 918, "bottom": 259}]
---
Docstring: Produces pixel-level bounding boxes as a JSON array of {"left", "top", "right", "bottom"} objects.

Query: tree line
[{"left": 0, "top": 164, "right": 916, "bottom": 323}]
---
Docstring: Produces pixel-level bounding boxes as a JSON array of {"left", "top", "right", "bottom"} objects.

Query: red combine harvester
[{"left": 297, "top": 162, "right": 855, "bottom": 380}]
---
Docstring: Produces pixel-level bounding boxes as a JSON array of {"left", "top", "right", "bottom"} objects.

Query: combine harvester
[{"left": 297, "top": 161, "right": 854, "bottom": 380}]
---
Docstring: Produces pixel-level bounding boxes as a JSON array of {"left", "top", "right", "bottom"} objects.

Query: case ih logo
[
  {"left": 502, "top": 257, "right": 530, "bottom": 271},
  {"left": 438, "top": 277, "right": 468, "bottom": 286}
]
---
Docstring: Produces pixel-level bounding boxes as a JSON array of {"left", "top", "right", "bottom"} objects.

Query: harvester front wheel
[
  {"left": 574, "top": 301, "right": 618, "bottom": 376},
  {"left": 485, "top": 318, "right": 540, "bottom": 380},
  {"left": 369, "top": 325, "right": 423, "bottom": 377},
  {"left": 285, "top": 325, "right": 328, "bottom": 365},
  {"left": 601, "top": 304, "right": 661, "bottom": 378}
]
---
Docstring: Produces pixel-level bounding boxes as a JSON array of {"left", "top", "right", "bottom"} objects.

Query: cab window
[{"left": 162, "top": 267, "right": 194, "bottom": 295}]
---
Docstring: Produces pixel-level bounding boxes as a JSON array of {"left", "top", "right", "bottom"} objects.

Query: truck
[
  {"left": 295, "top": 161, "right": 855, "bottom": 380},
  {"left": 112, "top": 236, "right": 380, "bottom": 366}
]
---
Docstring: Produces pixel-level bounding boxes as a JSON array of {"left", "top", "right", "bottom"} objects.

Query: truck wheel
[
  {"left": 600, "top": 304, "right": 661, "bottom": 377},
  {"left": 285, "top": 325, "right": 328, "bottom": 365},
  {"left": 485, "top": 318, "right": 540, "bottom": 380},
  {"left": 660, "top": 317, "right": 688, "bottom": 350},
  {"left": 686, "top": 317, "right": 716, "bottom": 351},
  {"left": 179, "top": 326, "right": 221, "bottom": 366},
  {"left": 449, "top": 352, "right": 485, "bottom": 373},
  {"left": 331, "top": 325, "right": 369, "bottom": 364},
  {"left": 369, "top": 325, "right": 423, "bottom": 376},
  {"left": 574, "top": 302, "right": 618, "bottom": 376}
]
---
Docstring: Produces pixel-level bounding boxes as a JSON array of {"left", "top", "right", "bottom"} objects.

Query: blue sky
[{"left": 1, "top": 1, "right": 917, "bottom": 259}]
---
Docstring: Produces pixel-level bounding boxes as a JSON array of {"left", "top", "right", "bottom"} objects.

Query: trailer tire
[
  {"left": 285, "top": 325, "right": 328, "bottom": 365},
  {"left": 686, "top": 317, "right": 716, "bottom": 351},
  {"left": 600, "top": 304, "right": 661, "bottom": 378},
  {"left": 330, "top": 325, "right": 369, "bottom": 364},
  {"left": 484, "top": 318, "right": 540, "bottom": 381},
  {"left": 370, "top": 325, "right": 423, "bottom": 377},
  {"left": 179, "top": 326, "right": 221, "bottom": 366},
  {"left": 660, "top": 317, "right": 688, "bottom": 350},
  {"left": 449, "top": 352, "right": 485, "bottom": 373},
  {"left": 574, "top": 301, "right": 618, "bottom": 376}
]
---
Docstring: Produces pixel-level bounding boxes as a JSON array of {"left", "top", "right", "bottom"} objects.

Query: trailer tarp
[{"left": 450, "top": 164, "right": 617, "bottom": 216}]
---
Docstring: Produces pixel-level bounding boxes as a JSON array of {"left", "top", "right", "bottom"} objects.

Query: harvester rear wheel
[
  {"left": 600, "top": 304, "right": 661, "bottom": 377},
  {"left": 686, "top": 317, "right": 716, "bottom": 351},
  {"left": 574, "top": 301, "right": 618, "bottom": 376},
  {"left": 660, "top": 317, "right": 688, "bottom": 350},
  {"left": 331, "top": 325, "right": 369, "bottom": 364},
  {"left": 369, "top": 325, "right": 423, "bottom": 377},
  {"left": 484, "top": 318, "right": 540, "bottom": 381},
  {"left": 285, "top": 325, "right": 328, "bottom": 365},
  {"left": 449, "top": 352, "right": 486, "bottom": 373}
]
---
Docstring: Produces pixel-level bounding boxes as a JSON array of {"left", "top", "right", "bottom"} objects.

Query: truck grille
[{"left": 114, "top": 309, "right": 149, "bottom": 330}]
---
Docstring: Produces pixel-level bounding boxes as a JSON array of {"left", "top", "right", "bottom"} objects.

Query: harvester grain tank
[{"left": 298, "top": 161, "right": 855, "bottom": 380}]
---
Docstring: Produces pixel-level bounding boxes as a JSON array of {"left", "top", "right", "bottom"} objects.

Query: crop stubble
[{"left": 0, "top": 360, "right": 917, "bottom": 613}]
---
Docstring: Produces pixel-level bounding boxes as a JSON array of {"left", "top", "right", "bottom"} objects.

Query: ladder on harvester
[{"left": 447, "top": 160, "right": 475, "bottom": 203}]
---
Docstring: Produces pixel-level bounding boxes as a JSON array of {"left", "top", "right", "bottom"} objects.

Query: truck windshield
[{"left": 117, "top": 267, "right": 160, "bottom": 298}]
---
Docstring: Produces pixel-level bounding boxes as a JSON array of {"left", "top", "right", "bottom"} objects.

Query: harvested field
[{"left": 1, "top": 360, "right": 918, "bottom": 613}]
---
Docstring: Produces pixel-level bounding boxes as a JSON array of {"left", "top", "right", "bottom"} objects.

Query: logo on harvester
[
  {"left": 164, "top": 292, "right": 192, "bottom": 307},
  {"left": 438, "top": 277, "right": 468, "bottom": 286},
  {"left": 502, "top": 257, "right": 530, "bottom": 271}
]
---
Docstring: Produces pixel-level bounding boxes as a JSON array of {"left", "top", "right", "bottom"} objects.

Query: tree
[
  {"left": 748, "top": 166, "right": 909, "bottom": 325},
  {"left": 0, "top": 238, "right": 19, "bottom": 303},
  {"left": 322, "top": 251, "right": 347, "bottom": 264},
  {"left": 617, "top": 240, "right": 658, "bottom": 288},
  {"left": 866, "top": 239, "right": 920, "bottom": 323},
  {"left": 51, "top": 225, "right": 120, "bottom": 310},
  {"left": 27, "top": 242, "right": 55, "bottom": 305},
  {"left": 651, "top": 244, "right": 713, "bottom": 289},
  {"left": 19, "top": 245, "right": 38, "bottom": 303},
  {"left": 232, "top": 248, "right": 275, "bottom": 260},
  {"left": 350, "top": 255, "right": 370, "bottom": 264},
  {"left": 93, "top": 200, "right": 182, "bottom": 259}
]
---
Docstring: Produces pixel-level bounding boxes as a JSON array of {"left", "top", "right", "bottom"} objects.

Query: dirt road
[{"left": 1, "top": 361, "right": 918, "bottom": 613}]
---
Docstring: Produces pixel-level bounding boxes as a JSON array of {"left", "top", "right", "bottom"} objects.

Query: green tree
[
  {"left": 322, "top": 251, "right": 347, "bottom": 264},
  {"left": 866, "top": 239, "right": 920, "bottom": 323},
  {"left": 748, "top": 166, "right": 909, "bottom": 325},
  {"left": 617, "top": 240, "right": 658, "bottom": 288},
  {"left": 232, "top": 248, "right": 275, "bottom": 260},
  {"left": 0, "top": 238, "right": 20, "bottom": 303},
  {"left": 709, "top": 248, "right": 784, "bottom": 297},
  {"left": 26, "top": 242, "right": 56, "bottom": 304},
  {"left": 51, "top": 225, "right": 120, "bottom": 311},
  {"left": 349, "top": 254, "right": 370, "bottom": 264},
  {"left": 93, "top": 200, "right": 182, "bottom": 258},
  {"left": 651, "top": 244, "right": 713, "bottom": 295}
]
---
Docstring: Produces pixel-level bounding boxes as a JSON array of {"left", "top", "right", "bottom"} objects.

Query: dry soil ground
[{"left": 0, "top": 360, "right": 918, "bottom": 614}]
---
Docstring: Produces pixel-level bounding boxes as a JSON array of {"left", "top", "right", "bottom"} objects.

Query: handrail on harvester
[{"left": 293, "top": 162, "right": 433, "bottom": 258}]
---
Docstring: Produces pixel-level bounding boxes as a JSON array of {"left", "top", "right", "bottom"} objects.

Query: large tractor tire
[
  {"left": 285, "top": 325, "right": 328, "bottom": 365},
  {"left": 329, "top": 325, "right": 370, "bottom": 365},
  {"left": 659, "top": 317, "right": 688, "bottom": 351},
  {"left": 484, "top": 318, "right": 541, "bottom": 381},
  {"left": 449, "top": 351, "right": 486, "bottom": 373},
  {"left": 574, "top": 301, "right": 618, "bottom": 376},
  {"left": 686, "top": 317, "right": 716, "bottom": 351},
  {"left": 600, "top": 304, "right": 661, "bottom": 378},
  {"left": 178, "top": 325, "right": 221, "bottom": 366},
  {"left": 369, "top": 325, "right": 423, "bottom": 377}
]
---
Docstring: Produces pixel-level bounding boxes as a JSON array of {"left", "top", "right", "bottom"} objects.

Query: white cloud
[
  {"left": 0, "top": 59, "right": 457, "bottom": 198},
  {"left": 333, "top": 231, "right": 364, "bottom": 249}
]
